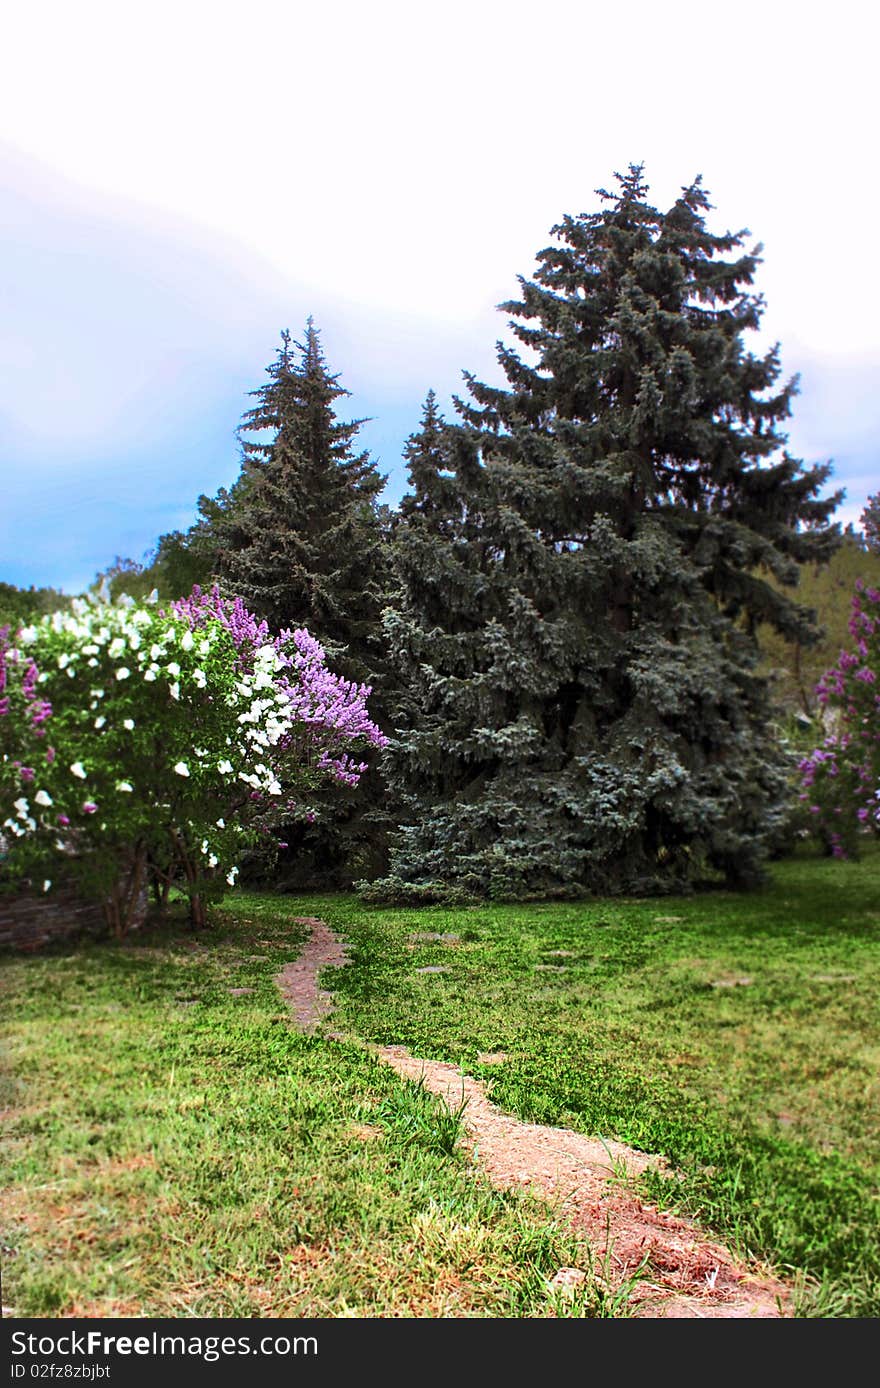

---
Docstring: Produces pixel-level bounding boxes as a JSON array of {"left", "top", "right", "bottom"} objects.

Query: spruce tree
[
  {"left": 217, "top": 321, "right": 392, "bottom": 883},
  {"left": 373, "top": 167, "right": 841, "bottom": 901},
  {"left": 219, "top": 321, "right": 388, "bottom": 680}
]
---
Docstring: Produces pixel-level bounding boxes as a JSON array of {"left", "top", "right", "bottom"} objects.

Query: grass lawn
[{"left": 1, "top": 845, "right": 878, "bottom": 1317}]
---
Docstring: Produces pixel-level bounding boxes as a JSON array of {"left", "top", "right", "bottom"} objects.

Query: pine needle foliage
[
  {"left": 219, "top": 320, "right": 388, "bottom": 676},
  {"left": 217, "top": 322, "right": 393, "bottom": 885},
  {"left": 370, "top": 166, "right": 841, "bottom": 902}
]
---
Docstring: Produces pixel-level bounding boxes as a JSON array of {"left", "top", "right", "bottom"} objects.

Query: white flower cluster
[
  {"left": 3, "top": 795, "right": 36, "bottom": 836},
  {"left": 23, "top": 603, "right": 218, "bottom": 708},
  {"left": 4, "top": 596, "right": 314, "bottom": 896},
  {"left": 2, "top": 786, "right": 54, "bottom": 838},
  {"left": 214, "top": 644, "right": 294, "bottom": 797}
]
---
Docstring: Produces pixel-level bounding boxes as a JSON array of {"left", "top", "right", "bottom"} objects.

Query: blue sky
[{"left": 1, "top": 1, "right": 877, "bottom": 593}]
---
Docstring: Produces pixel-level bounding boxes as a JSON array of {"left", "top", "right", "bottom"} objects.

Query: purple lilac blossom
[
  {"left": 173, "top": 586, "right": 387, "bottom": 788},
  {"left": 800, "top": 582, "right": 880, "bottom": 852}
]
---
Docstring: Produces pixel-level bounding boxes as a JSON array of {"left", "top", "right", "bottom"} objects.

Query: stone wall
[{"left": 0, "top": 882, "right": 148, "bottom": 951}]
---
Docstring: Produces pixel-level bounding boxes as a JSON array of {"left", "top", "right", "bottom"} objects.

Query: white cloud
[
  {"left": 0, "top": 1, "right": 875, "bottom": 589},
  {"left": 2, "top": 2, "right": 877, "bottom": 341}
]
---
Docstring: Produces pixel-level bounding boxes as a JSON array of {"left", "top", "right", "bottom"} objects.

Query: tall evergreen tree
[
  {"left": 372, "top": 167, "right": 841, "bottom": 901},
  {"left": 216, "top": 321, "right": 392, "bottom": 884},
  {"left": 219, "top": 321, "right": 388, "bottom": 682}
]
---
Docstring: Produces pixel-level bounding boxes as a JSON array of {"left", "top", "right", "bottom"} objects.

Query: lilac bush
[
  {"left": 1, "top": 588, "right": 386, "bottom": 932},
  {"left": 0, "top": 625, "right": 54, "bottom": 827},
  {"left": 799, "top": 580, "right": 880, "bottom": 856}
]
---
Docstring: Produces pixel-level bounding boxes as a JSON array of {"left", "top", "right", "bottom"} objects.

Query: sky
[{"left": 1, "top": 0, "right": 877, "bottom": 594}]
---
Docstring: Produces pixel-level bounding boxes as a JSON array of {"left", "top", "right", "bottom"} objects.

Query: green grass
[
  {"left": 0, "top": 905, "right": 622, "bottom": 1318},
  {"left": 1, "top": 845, "right": 878, "bottom": 1316},
  {"left": 320, "top": 844, "right": 880, "bottom": 1317}
]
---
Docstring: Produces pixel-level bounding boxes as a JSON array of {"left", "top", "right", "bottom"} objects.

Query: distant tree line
[
  {"left": 757, "top": 530, "right": 880, "bottom": 719},
  {"left": 0, "top": 582, "right": 70, "bottom": 628},
  {"left": 9, "top": 164, "right": 877, "bottom": 899}
]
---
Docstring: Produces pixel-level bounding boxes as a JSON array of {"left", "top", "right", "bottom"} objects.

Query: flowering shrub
[
  {"left": 1, "top": 587, "right": 385, "bottom": 932},
  {"left": 799, "top": 580, "right": 880, "bottom": 856}
]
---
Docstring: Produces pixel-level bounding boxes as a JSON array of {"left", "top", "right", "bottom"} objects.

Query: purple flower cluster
[
  {"left": 799, "top": 580, "right": 880, "bottom": 855},
  {"left": 0, "top": 624, "right": 52, "bottom": 741},
  {"left": 173, "top": 586, "right": 387, "bottom": 788},
  {"left": 173, "top": 587, "right": 273, "bottom": 662}
]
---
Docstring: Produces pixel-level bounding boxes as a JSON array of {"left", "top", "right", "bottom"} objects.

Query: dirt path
[
  {"left": 277, "top": 916, "right": 791, "bottom": 1318},
  {"left": 276, "top": 917, "right": 349, "bottom": 1033}
]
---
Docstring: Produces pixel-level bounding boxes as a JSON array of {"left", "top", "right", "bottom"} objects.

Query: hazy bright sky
[{"left": 1, "top": 0, "right": 877, "bottom": 592}]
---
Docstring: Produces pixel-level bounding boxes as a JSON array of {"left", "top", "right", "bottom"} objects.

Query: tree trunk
[
  {"left": 100, "top": 841, "right": 147, "bottom": 939},
  {"left": 173, "top": 830, "right": 208, "bottom": 930}
]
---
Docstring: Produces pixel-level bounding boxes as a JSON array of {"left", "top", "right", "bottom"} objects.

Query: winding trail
[{"left": 277, "top": 916, "right": 791, "bottom": 1318}]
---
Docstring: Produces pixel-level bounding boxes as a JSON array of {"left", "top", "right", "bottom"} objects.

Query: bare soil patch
[
  {"left": 275, "top": 917, "right": 349, "bottom": 1033},
  {"left": 277, "top": 917, "right": 792, "bottom": 1318}
]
